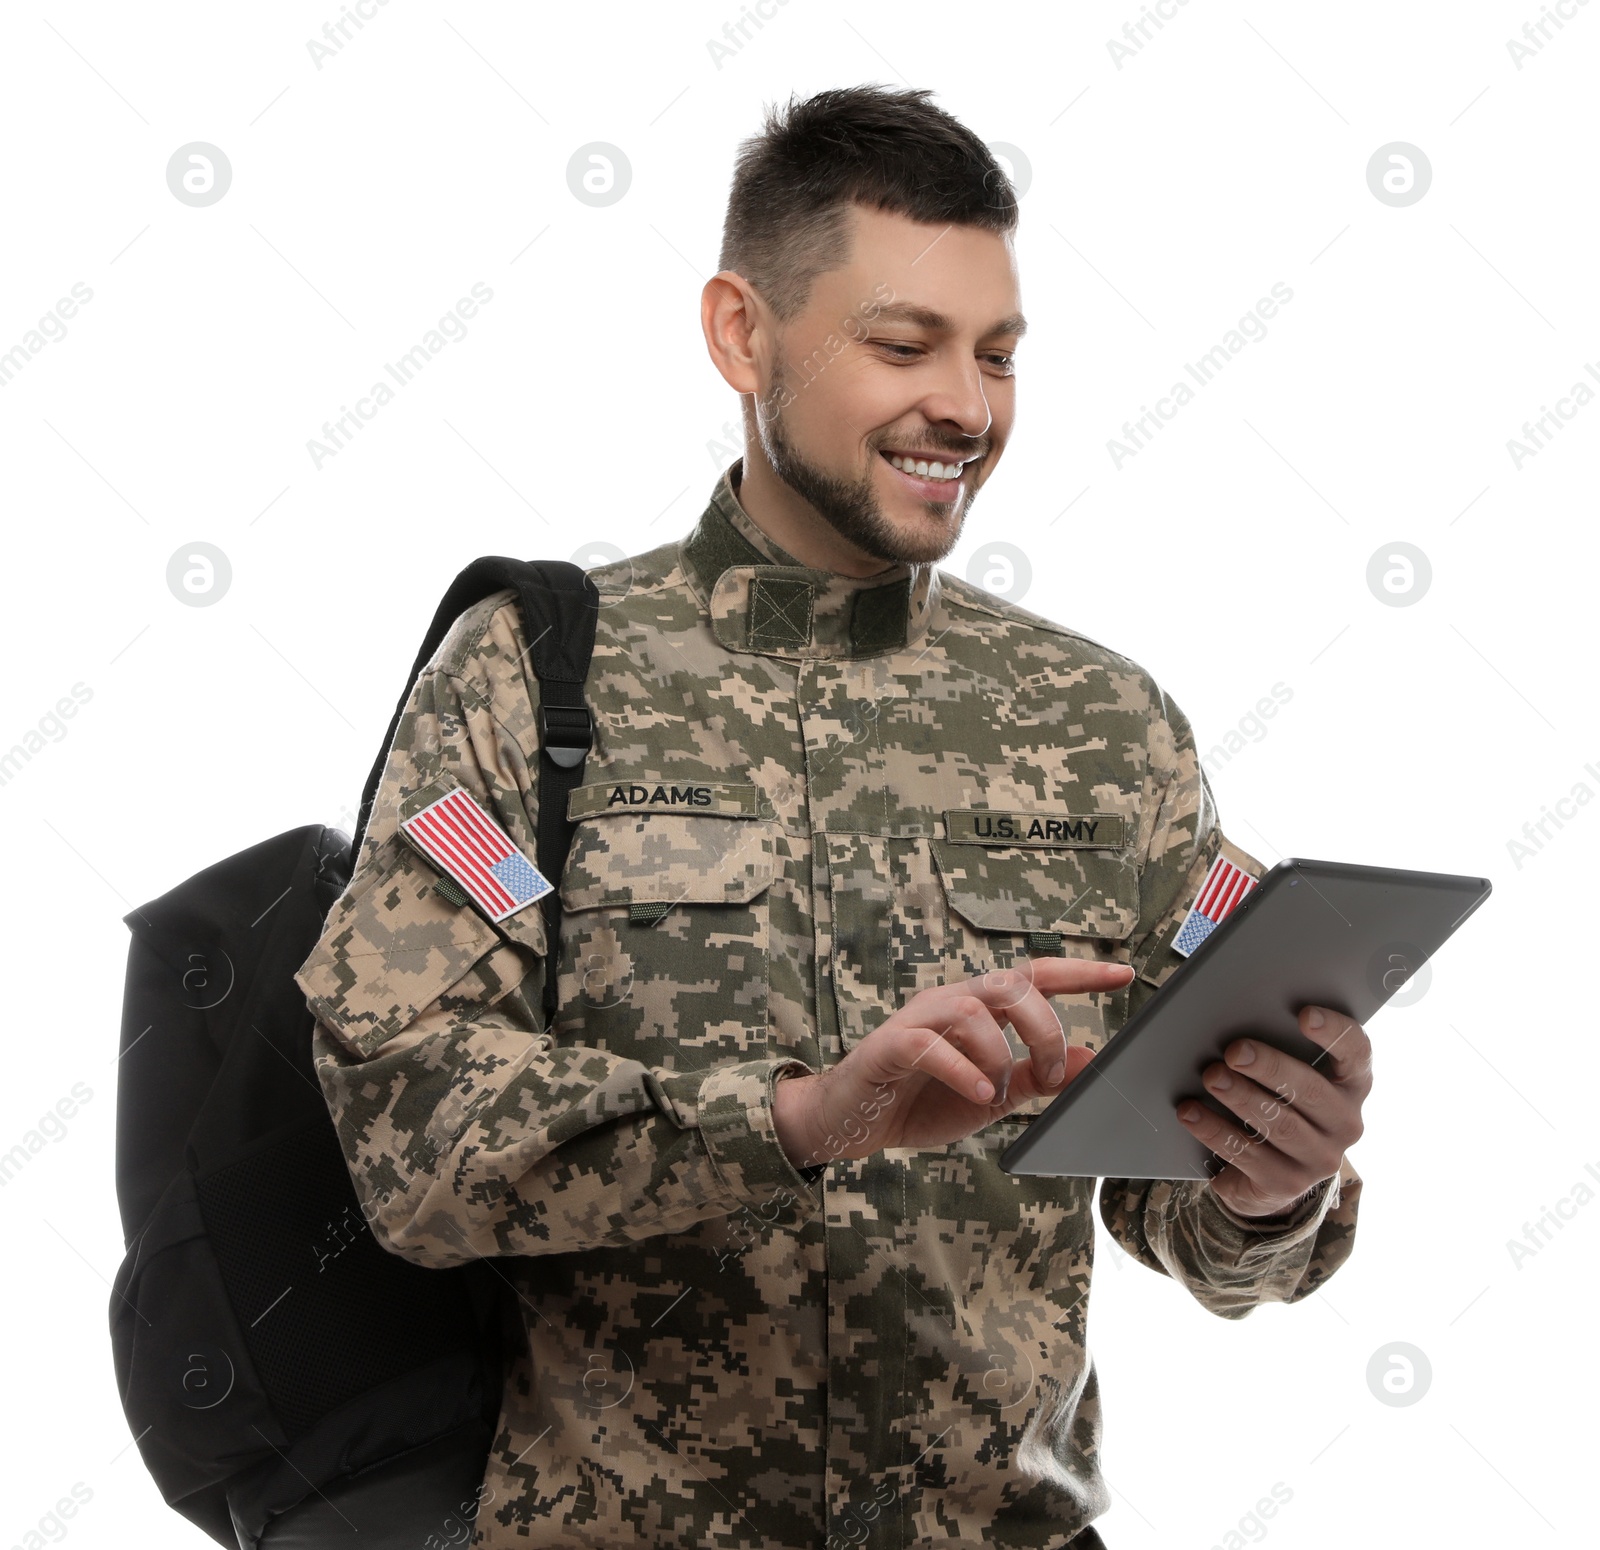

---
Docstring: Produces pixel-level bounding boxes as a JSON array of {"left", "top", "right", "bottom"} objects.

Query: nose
[{"left": 915, "top": 349, "right": 994, "bottom": 443}]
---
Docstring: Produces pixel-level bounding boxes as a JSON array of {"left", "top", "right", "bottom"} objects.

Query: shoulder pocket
[
  {"left": 296, "top": 835, "right": 545, "bottom": 1059},
  {"left": 1131, "top": 831, "right": 1264, "bottom": 993}
]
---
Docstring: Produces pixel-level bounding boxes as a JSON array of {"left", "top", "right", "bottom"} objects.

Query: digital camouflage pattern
[{"left": 297, "top": 459, "right": 1361, "bottom": 1548}]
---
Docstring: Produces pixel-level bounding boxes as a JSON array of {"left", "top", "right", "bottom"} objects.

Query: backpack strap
[
  {"left": 354, "top": 556, "right": 600, "bottom": 1024},
  {"left": 507, "top": 562, "right": 601, "bottom": 1023}
]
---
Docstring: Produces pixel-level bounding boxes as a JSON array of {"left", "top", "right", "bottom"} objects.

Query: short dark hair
[{"left": 718, "top": 84, "right": 1017, "bottom": 322}]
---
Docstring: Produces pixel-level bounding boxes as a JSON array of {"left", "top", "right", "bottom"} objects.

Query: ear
[{"left": 701, "top": 271, "right": 770, "bottom": 397}]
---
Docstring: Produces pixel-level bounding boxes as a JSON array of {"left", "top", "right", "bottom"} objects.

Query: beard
[{"left": 755, "top": 380, "right": 979, "bottom": 566}]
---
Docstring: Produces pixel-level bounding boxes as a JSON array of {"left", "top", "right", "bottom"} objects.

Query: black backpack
[{"left": 110, "top": 558, "right": 600, "bottom": 1548}]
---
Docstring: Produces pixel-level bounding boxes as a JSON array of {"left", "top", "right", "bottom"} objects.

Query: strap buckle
[{"left": 539, "top": 703, "right": 593, "bottom": 769}]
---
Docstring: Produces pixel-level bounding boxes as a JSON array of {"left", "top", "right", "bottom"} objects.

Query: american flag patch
[
  {"left": 1172, "top": 854, "right": 1258, "bottom": 957},
  {"left": 400, "top": 787, "right": 552, "bottom": 923}
]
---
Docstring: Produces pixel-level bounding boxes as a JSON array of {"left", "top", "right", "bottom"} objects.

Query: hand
[
  {"left": 1176, "top": 1004, "right": 1371, "bottom": 1220},
  {"left": 773, "top": 958, "right": 1135, "bottom": 1168}
]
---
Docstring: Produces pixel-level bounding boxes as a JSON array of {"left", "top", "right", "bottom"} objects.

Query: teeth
[{"left": 887, "top": 453, "right": 964, "bottom": 480}]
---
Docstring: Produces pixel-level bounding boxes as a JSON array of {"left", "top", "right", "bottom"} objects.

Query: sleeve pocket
[
  {"left": 1131, "top": 830, "right": 1266, "bottom": 993},
  {"left": 295, "top": 835, "right": 539, "bottom": 1058}
]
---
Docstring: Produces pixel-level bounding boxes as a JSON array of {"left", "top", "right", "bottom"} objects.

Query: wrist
[
  {"left": 773, "top": 1070, "right": 824, "bottom": 1170},
  {"left": 1221, "top": 1179, "right": 1324, "bottom": 1226}
]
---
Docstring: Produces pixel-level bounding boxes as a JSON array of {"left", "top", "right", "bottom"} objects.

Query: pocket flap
[
  {"left": 560, "top": 812, "right": 776, "bottom": 911},
  {"left": 930, "top": 839, "right": 1138, "bottom": 939}
]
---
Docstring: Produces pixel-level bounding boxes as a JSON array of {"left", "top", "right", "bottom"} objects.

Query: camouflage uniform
[{"left": 296, "top": 459, "right": 1360, "bottom": 1548}]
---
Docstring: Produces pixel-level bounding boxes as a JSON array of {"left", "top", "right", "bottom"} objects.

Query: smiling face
[{"left": 713, "top": 202, "right": 1024, "bottom": 572}]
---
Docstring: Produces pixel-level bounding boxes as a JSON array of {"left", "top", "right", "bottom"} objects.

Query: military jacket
[{"left": 297, "top": 460, "right": 1361, "bottom": 1548}]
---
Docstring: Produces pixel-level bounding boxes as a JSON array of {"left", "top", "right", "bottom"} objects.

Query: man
[{"left": 297, "top": 85, "right": 1365, "bottom": 1548}]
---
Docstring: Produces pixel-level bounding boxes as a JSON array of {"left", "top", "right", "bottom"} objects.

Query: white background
[{"left": 2, "top": 2, "right": 1596, "bottom": 1546}]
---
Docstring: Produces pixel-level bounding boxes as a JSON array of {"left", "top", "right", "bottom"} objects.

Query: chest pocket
[
  {"left": 556, "top": 801, "right": 777, "bottom": 1071},
  {"left": 824, "top": 832, "right": 1139, "bottom": 1118},
  {"left": 934, "top": 839, "right": 1140, "bottom": 1117}
]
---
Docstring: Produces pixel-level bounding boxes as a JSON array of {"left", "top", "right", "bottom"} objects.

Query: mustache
[{"left": 875, "top": 438, "right": 987, "bottom": 458}]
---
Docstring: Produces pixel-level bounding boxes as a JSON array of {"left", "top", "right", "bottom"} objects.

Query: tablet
[{"left": 1000, "top": 857, "right": 1491, "bottom": 1181}]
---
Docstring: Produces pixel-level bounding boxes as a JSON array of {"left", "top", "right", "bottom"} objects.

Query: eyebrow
[{"left": 870, "top": 301, "right": 1028, "bottom": 340}]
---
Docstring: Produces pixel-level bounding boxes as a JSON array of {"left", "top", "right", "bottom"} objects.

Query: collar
[{"left": 680, "top": 458, "right": 940, "bottom": 660}]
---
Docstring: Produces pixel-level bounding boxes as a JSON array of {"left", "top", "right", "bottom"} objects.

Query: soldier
[{"left": 297, "top": 85, "right": 1366, "bottom": 1548}]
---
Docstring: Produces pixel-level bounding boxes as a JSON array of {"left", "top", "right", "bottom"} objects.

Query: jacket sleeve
[
  {"left": 1096, "top": 688, "right": 1362, "bottom": 1320},
  {"left": 295, "top": 597, "right": 824, "bottom": 1268}
]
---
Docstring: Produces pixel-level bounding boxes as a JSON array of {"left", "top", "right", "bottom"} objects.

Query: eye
[
  {"left": 873, "top": 341, "right": 922, "bottom": 360},
  {"left": 984, "top": 353, "right": 1016, "bottom": 374}
]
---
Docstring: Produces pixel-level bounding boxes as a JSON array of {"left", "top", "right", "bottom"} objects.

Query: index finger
[
  {"left": 1297, "top": 1004, "right": 1372, "bottom": 1085},
  {"left": 940, "top": 958, "right": 1134, "bottom": 1018},
  {"left": 967, "top": 959, "right": 1134, "bottom": 1086},
  {"left": 1025, "top": 956, "right": 1137, "bottom": 1000}
]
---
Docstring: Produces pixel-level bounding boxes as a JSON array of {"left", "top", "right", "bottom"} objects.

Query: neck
[{"left": 734, "top": 447, "right": 896, "bottom": 580}]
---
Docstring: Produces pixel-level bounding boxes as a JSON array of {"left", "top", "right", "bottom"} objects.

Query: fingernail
[
  {"left": 1305, "top": 1008, "right": 1325, "bottom": 1030},
  {"left": 976, "top": 1078, "right": 994, "bottom": 1101},
  {"left": 1178, "top": 1102, "right": 1200, "bottom": 1122},
  {"left": 1230, "top": 1041, "right": 1255, "bottom": 1066},
  {"left": 1046, "top": 1060, "right": 1065, "bottom": 1087},
  {"left": 1208, "top": 1070, "right": 1234, "bottom": 1091}
]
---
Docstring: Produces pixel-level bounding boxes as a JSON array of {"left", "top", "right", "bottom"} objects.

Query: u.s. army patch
[
  {"left": 944, "top": 809, "right": 1126, "bottom": 849},
  {"left": 400, "top": 786, "right": 551, "bottom": 923}
]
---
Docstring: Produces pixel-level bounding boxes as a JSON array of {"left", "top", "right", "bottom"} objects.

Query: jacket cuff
[
  {"left": 660, "top": 1058, "right": 824, "bottom": 1220},
  {"left": 1199, "top": 1174, "right": 1338, "bottom": 1261}
]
